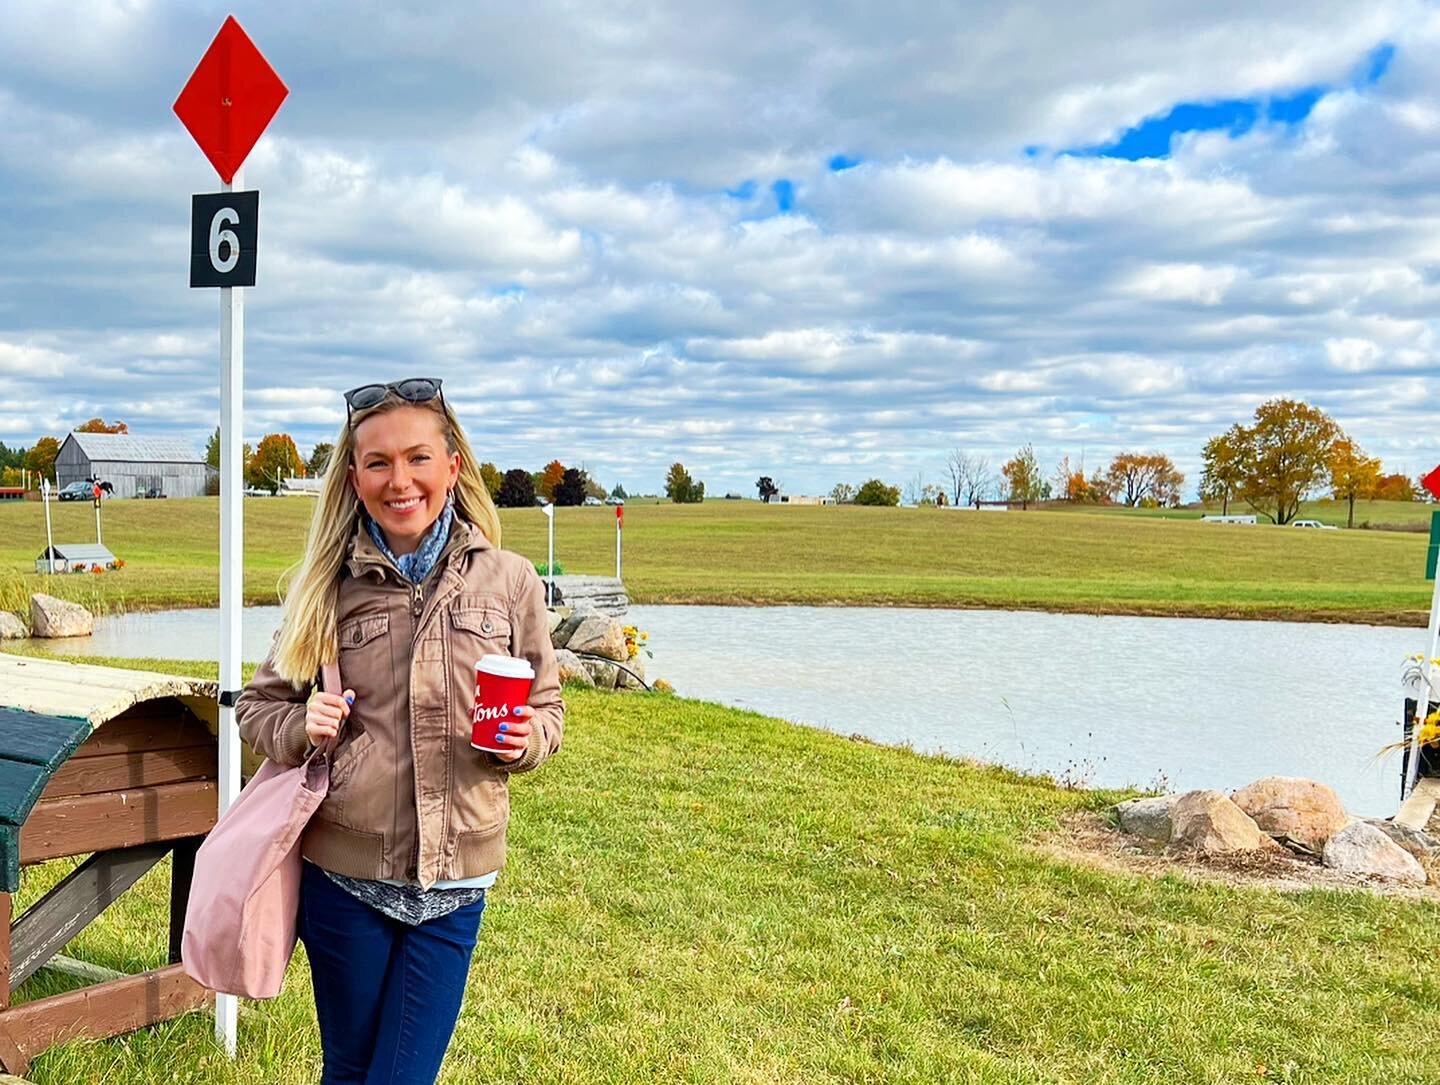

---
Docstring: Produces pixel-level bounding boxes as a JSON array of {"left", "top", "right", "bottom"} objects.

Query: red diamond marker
[
  {"left": 1422, "top": 464, "right": 1440, "bottom": 503},
  {"left": 173, "top": 16, "right": 288, "bottom": 183}
]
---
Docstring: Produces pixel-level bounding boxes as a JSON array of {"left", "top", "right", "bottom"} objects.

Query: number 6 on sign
[{"left": 190, "top": 190, "right": 259, "bottom": 287}]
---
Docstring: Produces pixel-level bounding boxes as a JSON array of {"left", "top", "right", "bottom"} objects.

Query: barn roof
[{"left": 66, "top": 432, "right": 203, "bottom": 464}]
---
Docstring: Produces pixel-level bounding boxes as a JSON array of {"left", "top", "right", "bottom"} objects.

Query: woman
[{"left": 236, "top": 378, "right": 563, "bottom": 1084}]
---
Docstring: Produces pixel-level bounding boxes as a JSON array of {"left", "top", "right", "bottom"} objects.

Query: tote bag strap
[{"left": 316, "top": 661, "right": 347, "bottom": 758}]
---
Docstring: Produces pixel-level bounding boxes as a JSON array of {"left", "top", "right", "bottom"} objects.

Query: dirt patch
[{"left": 1036, "top": 811, "right": 1440, "bottom": 901}]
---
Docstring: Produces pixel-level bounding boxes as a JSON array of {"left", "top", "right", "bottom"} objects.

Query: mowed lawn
[
  {"left": 4, "top": 652, "right": 1437, "bottom": 1084},
  {"left": 0, "top": 496, "right": 1434, "bottom": 625},
  {"left": 0, "top": 496, "right": 1432, "bottom": 625}
]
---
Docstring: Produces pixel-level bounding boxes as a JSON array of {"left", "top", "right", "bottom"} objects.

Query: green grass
[
  {"left": 7, "top": 652, "right": 1439, "bottom": 1083},
  {"left": 0, "top": 496, "right": 1434, "bottom": 625}
]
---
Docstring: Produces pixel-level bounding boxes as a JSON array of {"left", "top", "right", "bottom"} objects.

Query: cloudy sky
[{"left": 3, "top": 1, "right": 1439, "bottom": 498}]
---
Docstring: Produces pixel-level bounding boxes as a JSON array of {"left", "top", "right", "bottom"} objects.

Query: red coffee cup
[{"left": 471, "top": 654, "right": 535, "bottom": 753}]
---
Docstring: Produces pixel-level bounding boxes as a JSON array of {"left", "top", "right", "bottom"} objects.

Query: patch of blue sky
[
  {"left": 726, "top": 179, "right": 758, "bottom": 200},
  {"left": 771, "top": 178, "right": 795, "bottom": 212},
  {"left": 828, "top": 153, "right": 863, "bottom": 171},
  {"left": 1364, "top": 42, "right": 1395, "bottom": 85},
  {"left": 489, "top": 283, "right": 525, "bottom": 298},
  {"left": 1062, "top": 41, "right": 1395, "bottom": 161}
]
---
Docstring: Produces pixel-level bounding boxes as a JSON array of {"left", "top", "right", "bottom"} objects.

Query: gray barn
[{"left": 56, "top": 432, "right": 208, "bottom": 499}]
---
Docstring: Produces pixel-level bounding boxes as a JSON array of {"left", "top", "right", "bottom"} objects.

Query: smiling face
[{"left": 348, "top": 404, "right": 461, "bottom": 555}]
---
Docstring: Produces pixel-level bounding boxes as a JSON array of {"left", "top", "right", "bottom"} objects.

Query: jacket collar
[{"left": 346, "top": 510, "right": 491, "bottom": 582}]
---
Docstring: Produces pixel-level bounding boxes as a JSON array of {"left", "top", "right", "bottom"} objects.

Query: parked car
[
  {"left": 57, "top": 481, "right": 93, "bottom": 502},
  {"left": 1291, "top": 519, "right": 1338, "bottom": 529},
  {"left": 583, "top": 496, "right": 603, "bottom": 506},
  {"left": 604, "top": 496, "right": 625, "bottom": 505}
]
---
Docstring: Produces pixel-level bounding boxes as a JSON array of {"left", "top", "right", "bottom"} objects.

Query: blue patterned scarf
[{"left": 365, "top": 495, "right": 455, "bottom": 584}]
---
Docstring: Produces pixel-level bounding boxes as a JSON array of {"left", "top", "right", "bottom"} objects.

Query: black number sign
[{"left": 190, "top": 191, "right": 259, "bottom": 287}]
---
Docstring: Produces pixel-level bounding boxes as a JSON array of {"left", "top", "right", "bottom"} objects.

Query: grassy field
[
  {"left": 0, "top": 496, "right": 1434, "bottom": 625},
  {"left": 2, "top": 652, "right": 1435, "bottom": 1083}
]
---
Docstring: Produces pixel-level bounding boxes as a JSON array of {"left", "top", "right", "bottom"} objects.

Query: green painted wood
[
  {"left": 1429, "top": 510, "right": 1440, "bottom": 547},
  {"left": 1428, "top": 543, "right": 1438, "bottom": 582},
  {"left": 0, "top": 826, "right": 17, "bottom": 893},
  {"left": 0, "top": 761, "right": 51, "bottom": 829},
  {"left": 0, "top": 709, "right": 93, "bottom": 893},
  {"left": 0, "top": 710, "right": 92, "bottom": 774}
]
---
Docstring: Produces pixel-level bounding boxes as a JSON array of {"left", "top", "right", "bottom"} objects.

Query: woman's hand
[
  {"left": 490, "top": 704, "right": 533, "bottom": 763},
  {"left": 306, "top": 688, "right": 354, "bottom": 747}
]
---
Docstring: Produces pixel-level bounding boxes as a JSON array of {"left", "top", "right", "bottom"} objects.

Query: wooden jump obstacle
[{"left": 0, "top": 655, "right": 224, "bottom": 1077}]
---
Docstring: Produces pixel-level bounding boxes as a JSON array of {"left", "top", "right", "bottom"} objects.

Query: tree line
[{"left": 792, "top": 399, "right": 1423, "bottom": 520}]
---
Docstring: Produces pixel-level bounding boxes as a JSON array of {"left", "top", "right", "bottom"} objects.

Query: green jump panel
[{"left": 0, "top": 708, "right": 94, "bottom": 892}]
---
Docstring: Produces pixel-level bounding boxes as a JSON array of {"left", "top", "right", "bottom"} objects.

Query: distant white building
[
  {"left": 1200, "top": 514, "right": 1257, "bottom": 525},
  {"left": 56, "top": 432, "right": 207, "bottom": 499},
  {"left": 778, "top": 494, "right": 835, "bottom": 506}
]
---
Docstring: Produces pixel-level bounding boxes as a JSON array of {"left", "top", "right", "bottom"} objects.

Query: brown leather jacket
[{"left": 236, "top": 518, "right": 564, "bottom": 887}]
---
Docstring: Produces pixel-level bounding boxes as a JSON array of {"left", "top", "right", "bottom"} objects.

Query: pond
[{"left": 18, "top": 603, "right": 1416, "bottom": 816}]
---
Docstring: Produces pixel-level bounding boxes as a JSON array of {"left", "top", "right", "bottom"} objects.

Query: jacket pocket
[
  {"left": 339, "top": 613, "right": 390, "bottom": 651},
  {"left": 329, "top": 729, "right": 376, "bottom": 791},
  {"left": 450, "top": 606, "right": 511, "bottom": 645}
]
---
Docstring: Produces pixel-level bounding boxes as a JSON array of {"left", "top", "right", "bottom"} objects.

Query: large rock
[
  {"left": 1322, "top": 821, "right": 1426, "bottom": 884},
  {"left": 554, "top": 648, "right": 594, "bottom": 687},
  {"left": 581, "top": 657, "right": 619, "bottom": 688},
  {"left": 1114, "top": 796, "right": 1178, "bottom": 842},
  {"left": 0, "top": 612, "right": 26, "bottom": 639},
  {"left": 549, "top": 603, "right": 595, "bottom": 650},
  {"left": 1230, "top": 776, "right": 1348, "bottom": 854},
  {"left": 568, "top": 614, "right": 627, "bottom": 662},
  {"left": 616, "top": 652, "right": 648, "bottom": 691},
  {"left": 29, "top": 594, "right": 93, "bottom": 638},
  {"left": 1167, "top": 790, "right": 1280, "bottom": 856},
  {"left": 1360, "top": 818, "right": 1440, "bottom": 864}
]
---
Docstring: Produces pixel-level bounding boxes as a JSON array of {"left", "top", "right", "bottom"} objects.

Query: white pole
[
  {"left": 546, "top": 503, "right": 555, "bottom": 605},
  {"left": 1405, "top": 571, "right": 1440, "bottom": 798},
  {"left": 215, "top": 169, "right": 244, "bottom": 1057},
  {"left": 41, "top": 479, "right": 54, "bottom": 574},
  {"left": 94, "top": 492, "right": 102, "bottom": 546}
]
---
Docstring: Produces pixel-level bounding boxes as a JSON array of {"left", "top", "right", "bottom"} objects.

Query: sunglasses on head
[{"left": 343, "top": 378, "right": 445, "bottom": 421}]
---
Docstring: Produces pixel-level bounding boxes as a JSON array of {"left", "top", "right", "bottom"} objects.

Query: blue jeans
[{"left": 297, "top": 862, "right": 487, "bottom": 1085}]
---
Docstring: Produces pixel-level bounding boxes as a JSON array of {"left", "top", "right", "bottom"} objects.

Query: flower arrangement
[
  {"left": 111, "top": 557, "right": 125, "bottom": 570},
  {"left": 622, "top": 624, "right": 651, "bottom": 661},
  {"left": 90, "top": 564, "right": 104, "bottom": 575}
]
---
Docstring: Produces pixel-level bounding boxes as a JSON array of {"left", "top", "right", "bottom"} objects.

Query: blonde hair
[{"left": 269, "top": 391, "right": 501, "bottom": 687}]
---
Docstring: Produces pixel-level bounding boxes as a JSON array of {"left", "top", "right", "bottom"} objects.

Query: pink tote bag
[{"left": 181, "top": 662, "right": 344, "bottom": 999}]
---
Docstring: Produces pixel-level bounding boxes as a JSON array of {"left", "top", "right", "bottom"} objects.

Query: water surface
[{"left": 22, "top": 603, "right": 1414, "bottom": 816}]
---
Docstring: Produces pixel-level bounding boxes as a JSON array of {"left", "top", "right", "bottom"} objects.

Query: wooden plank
[
  {"left": 0, "top": 1023, "right": 25, "bottom": 1077},
  {"left": 40, "top": 747, "right": 216, "bottom": 799},
  {"left": 38, "top": 955, "right": 125, "bottom": 986},
  {"left": 70, "top": 713, "right": 210, "bottom": 759},
  {"left": 0, "top": 894, "right": 10, "bottom": 1010},
  {"left": 9, "top": 843, "right": 170, "bottom": 989},
  {"left": 0, "top": 963, "right": 208, "bottom": 1065},
  {"left": 0, "top": 711, "right": 91, "bottom": 772},
  {"left": 0, "top": 656, "right": 218, "bottom": 729},
  {"left": 0, "top": 835, "right": 15, "bottom": 897},
  {"left": 0, "top": 766, "right": 48, "bottom": 832},
  {"left": 18, "top": 782, "right": 217, "bottom": 867}
]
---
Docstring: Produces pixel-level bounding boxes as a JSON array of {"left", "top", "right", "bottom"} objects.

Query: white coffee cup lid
[{"left": 476, "top": 654, "right": 535, "bottom": 679}]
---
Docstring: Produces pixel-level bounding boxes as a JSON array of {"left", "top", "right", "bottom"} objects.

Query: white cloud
[{"left": 1, "top": 2, "right": 1439, "bottom": 496}]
